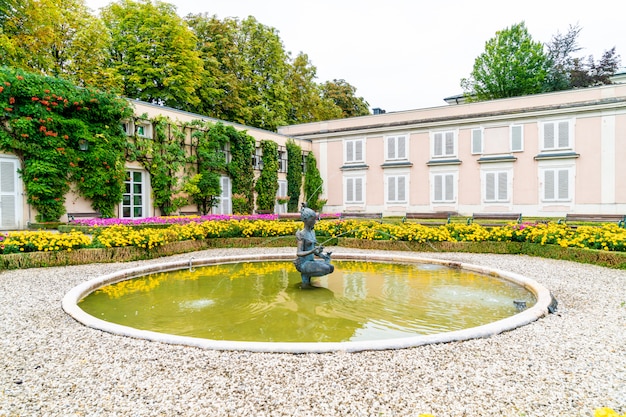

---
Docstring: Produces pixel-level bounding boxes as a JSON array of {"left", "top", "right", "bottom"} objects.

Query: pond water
[{"left": 78, "top": 260, "right": 536, "bottom": 343}]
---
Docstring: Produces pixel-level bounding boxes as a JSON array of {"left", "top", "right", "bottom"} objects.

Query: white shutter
[
  {"left": 434, "top": 133, "right": 443, "bottom": 156},
  {"left": 544, "top": 123, "right": 555, "bottom": 149},
  {"left": 445, "top": 174, "right": 454, "bottom": 201},
  {"left": 485, "top": 172, "right": 495, "bottom": 201},
  {"left": 511, "top": 125, "right": 523, "bottom": 151},
  {"left": 388, "top": 176, "right": 396, "bottom": 201},
  {"left": 0, "top": 160, "right": 17, "bottom": 227},
  {"left": 355, "top": 177, "right": 363, "bottom": 202},
  {"left": 558, "top": 121, "right": 569, "bottom": 148},
  {"left": 472, "top": 129, "right": 482, "bottom": 154},
  {"left": 397, "top": 176, "right": 406, "bottom": 202},
  {"left": 445, "top": 132, "right": 454, "bottom": 156},
  {"left": 346, "top": 178, "right": 354, "bottom": 202},
  {"left": 558, "top": 169, "right": 569, "bottom": 199},
  {"left": 354, "top": 140, "right": 363, "bottom": 161},
  {"left": 397, "top": 136, "right": 406, "bottom": 159},
  {"left": 346, "top": 141, "right": 354, "bottom": 162},
  {"left": 544, "top": 170, "right": 555, "bottom": 200},
  {"left": 387, "top": 137, "right": 396, "bottom": 159},
  {"left": 498, "top": 172, "right": 508, "bottom": 201},
  {"left": 434, "top": 175, "right": 443, "bottom": 201}
]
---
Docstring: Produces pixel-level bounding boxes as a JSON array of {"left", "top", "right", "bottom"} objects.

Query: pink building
[{"left": 278, "top": 84, "right": 626, "bottom": 218}]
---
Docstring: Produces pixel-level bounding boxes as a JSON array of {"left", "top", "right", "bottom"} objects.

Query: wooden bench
[
  {"left": 402, "top": 212, "right": 455, "bottom": 225},
  {"left": 67, "top": 212, "right": 101, "bottom": 222},
  {"left": 277, "top": 212, "right": 303, "bottom": 221},
  {"left": 559, "top": 213, "right": 626, "bottom": 228},
  {"left": 339, "top": 212, "right": 383, "bottom": 222},
  {"left": 467, "top": 213, "right": 522, "bottom": 227}
]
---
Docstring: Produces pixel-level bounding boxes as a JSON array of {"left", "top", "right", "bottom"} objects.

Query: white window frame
[
  {"left": 431, "top": 171, "right": 456, "bottom": 203},
  {"left": 385, "top": 174, "right": 408, "bottom": 204},
  {"left": 482, "top": 170, "right": 511, "bottom": 203},
  {"left": 213, "top": 175, "right": 232, "bottom": 215},
  {"left": 431, "top": 130, "right": 457, "bottom": 158},
  {"left": 385, "top": 134, "right": 408, "bottom": 161},
  {"left": 344, "top": 138, "right": 365, "bottom": 164},
  {"left": 540, "top": 167, "right": 573, "bottom": 202},
  {"left": 135, "top": 122, "right": 152, "bottom": 139},
  {"left": 471, "top": 128, "right": 483, "bottom": 154},
  {"left": 276, "top": 180, "right": 288, "bottom": 214},
  {"left": 510, "top": 125, "right": 524, "bottom": 152},
  {"left": 541, "top": 119, "right": 573, "bottom": 151},
  {"left": 122, "top": 170, "right": 148, "bottom": 218},
  {"left": 344, "top": 175, "right": 365, "bottom": 204}
]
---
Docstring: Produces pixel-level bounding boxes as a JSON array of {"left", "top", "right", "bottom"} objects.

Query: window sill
[
  {"left": 534, "top": 151, "right": 579, "bottom": 160},
  {"left": 381, "top": 161, "right": 413, "bottom": 169},
  {"left": 427, "top": 159, "right": 462, "bottom": 166},
  {"left": 340, "top": 164, "right": 369, "bottom": 171},
  {"left": 477, "top": 155, "right": 517, "bottom": 164}
]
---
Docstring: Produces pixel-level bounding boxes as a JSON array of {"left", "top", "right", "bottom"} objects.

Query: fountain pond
[{"left": 63, "top": 253, "right": 553, "bottom": 353}]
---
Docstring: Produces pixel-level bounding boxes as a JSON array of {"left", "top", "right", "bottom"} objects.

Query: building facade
[{"left": 278, "top": 84, "right": 626, "bottom": 218}]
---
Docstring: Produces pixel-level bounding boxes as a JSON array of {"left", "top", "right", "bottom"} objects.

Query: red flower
[
  {"left": 0, "top": 86, "right": 3, "bottom": 93},
  {"left": 9, "top": 97, "right": 15, "bottom": 104},
  {"left": 4, "top": 108, "right": 12, "bottom": 112},
  {"left": 21, "top": 134, "right": 29, "bottom": 138},
  {"left": 16, "top": 76, "right": 23, "bottom": 80},
  {"left": 39, "top": 126, "right": 47, "bottom": 132},
  {"left": 32, "top": 97, "right": 39, "bottom": 101},
  {"left": 44, "top": 89, "right": 50, "bottom": 93}
]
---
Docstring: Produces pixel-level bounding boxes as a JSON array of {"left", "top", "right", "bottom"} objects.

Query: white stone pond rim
[{"left": 62, "top": 253, "right": 554, "bottom": 354}]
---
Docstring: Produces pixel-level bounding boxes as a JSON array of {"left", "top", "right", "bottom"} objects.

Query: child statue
[{"left": 294, "top": 206, "right": 334, "bottom": 287}]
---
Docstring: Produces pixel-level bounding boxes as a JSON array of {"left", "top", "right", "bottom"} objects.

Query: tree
[
  {"left": 303, "top": 152, "right": 324, "bottom": 212},
  {"left": 0, "top": 0, "right": 118, "bottom": 90},
  {"left": 285, "top": 139, "right": 303, "bottom": 212},
  {"left": 101, "top": 0, "right": 203, "bottom": 110},
  {"left": 461, "top": 22, "right": 551, "bottom": 101},
  {"left": 546, "top": 24, "right": 621, "bottom": 90},
  {"left": 285, "top": 53, "right": 342, "bottom": 124},
  {"left": 254, "top": 140, "right": 279, "bottom": 212},
  {"left": 227, "top": 127, "right": 256, "bottom": 214},
  {"left": 321, "top": 79, "right": 370, "bottom": 117}
]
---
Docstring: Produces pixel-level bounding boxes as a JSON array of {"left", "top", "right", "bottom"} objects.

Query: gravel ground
[{"left": 1, "top": 247, "right": 624, "bottom": 417}]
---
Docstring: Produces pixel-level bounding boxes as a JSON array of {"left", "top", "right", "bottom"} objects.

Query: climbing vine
[
  {"left": 227, "top": 127, "right": 256, "bottom": 214},
  {"left": 186, "top": 121, "right": 229, "bottom": 214},
  {"left": 285, "top": 139, "right": 303, "bottom": 212},
  {"left": 303, "top": 152, "right": 325, "bottom": 211},
  {"left": 254, "top": 140, "right": 279, "bottom": 212},
  {"left": 0, "top": 67, "right": 131, "bottom": 221}
]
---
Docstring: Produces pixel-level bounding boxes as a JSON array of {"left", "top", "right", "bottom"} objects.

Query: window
[
  {"left": 471, "top": 128, "right": 483, "bottom": 154},
  {"left": 136, "top": 123, "right": 152, "bottom": 138},
  {"left": 511, "top": 125, "right": 524, "bottom": 152},
  {"left": 541, "top": 120, "right": 571, "bottom": 150},
  {"left": 484, "top": 171, "right": 509, "bottom": 202},
  {"left": 542, "top": 168, "right": 571, "bottom": 201},
  {"left": 252, "top": 146, "right": 262, "bottom": 169},
  {"left": 278, "top": 150, "right": 287, "bottom": 173},
  {"left": 344, "top": 139, "right": 364, "bottom": 164},
  {"left": 345, "top": 176, "right": 364, "bottom": 204},
  {"left": 432, "top": 131, "right": 456, "bottom": 158},
  {"left": 385, "top": 135, "right": 407, "bottom": 161},
  {"left": 214, "top": 176, "right": 232, "bottom": 215},
  {"left": 386, "top": 175, "right": 407, "bottom": 203},
  {"left": 122, "top": 170, "right": 146, "bottom": 218},
  {"left": 432, "top": 172, "right": 455, "bottom": 203},
  {"left": 276, "top": 180, "right": 288, "bottom": 214}
]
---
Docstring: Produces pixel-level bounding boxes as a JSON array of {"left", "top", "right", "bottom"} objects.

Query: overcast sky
[{"left": 85, "top": 0, "right": 626, "bottom": 113}]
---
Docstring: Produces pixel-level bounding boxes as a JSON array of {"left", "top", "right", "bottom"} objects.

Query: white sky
[{"left": 85, "top": 0, "right": 626, "bottom": 112}]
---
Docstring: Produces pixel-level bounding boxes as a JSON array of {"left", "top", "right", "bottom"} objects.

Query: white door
[
  {"left": 122, "top": 170, "right": 147, "bottom": 218},
  {"left": 0, "top": 158, "right": 21, "bottom": 230},
  {"left": 214, "top": 176, "right": 231, "bottom": 215}
]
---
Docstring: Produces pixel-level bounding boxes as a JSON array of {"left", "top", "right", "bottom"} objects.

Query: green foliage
[
  {"left": 101, "top": 0, "right": 203, "bottom": 110},
  {"left": 461, "top": 22, "right": 551, "bottom": 101},
  {"left": 254, "top": 140, "right": 279, "bottom": 212},
  {"left": 126, "top": 114, "right": 187, "bottom": 215},
  {"left": 303, "top": 152, "right": 324, "bottom": 211},
  {"left": 285, "top": 139, "right": 303, "bottom": 212},
  {"left": 227, "top": 127, "right": 255, "bottom": 214},
  {"left": 321, "top": 79, "right": 370, "bottom": 118},
  {"left": 0, "top": 67, "right": 131, "bottom": 221},
  {"left": 187, "top": 121, "right": 229, "bottom": 214}
]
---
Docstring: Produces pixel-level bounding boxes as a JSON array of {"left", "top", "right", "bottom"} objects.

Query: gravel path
[{"left": 1, "top": 247, "right": 624, "bottom": 416}]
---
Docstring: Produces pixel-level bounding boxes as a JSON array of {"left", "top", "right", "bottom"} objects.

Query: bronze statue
[{"left": 294, "top": 206, "right": 334, "bottom": 287}]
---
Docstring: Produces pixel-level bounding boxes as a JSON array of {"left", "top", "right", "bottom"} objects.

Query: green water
[{"left": 79, "top": 261, "right": 536, "bottom": 343}]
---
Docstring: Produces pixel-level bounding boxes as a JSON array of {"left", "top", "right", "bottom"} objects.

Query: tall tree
[
  {"left": 321, "top": 79, "right": 370, "bottom": 118},
  {"left": 101, "top": 0, "right": 203, "bottom": 110},
  {"left": 0, "top": 0, "right": 117, "bottom": 90},
  {"left": 461, "top": 22, "right": 551, "bottom": 101},
  {"left": 285, "top": 53, "right": 342, "bottom": 124}
]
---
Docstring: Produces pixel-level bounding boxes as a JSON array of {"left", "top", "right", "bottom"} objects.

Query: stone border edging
[{"left": 62, "top": 252, "right": 553, "bottom": 353}]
